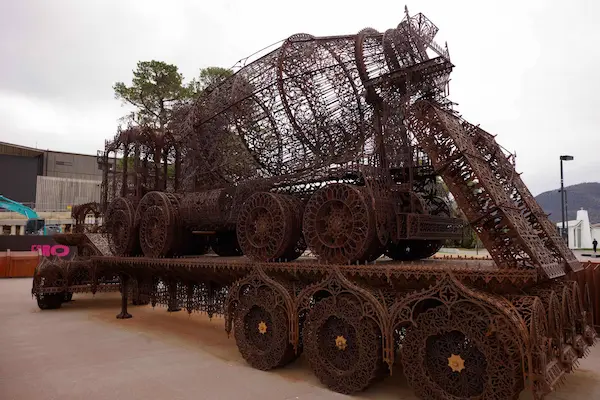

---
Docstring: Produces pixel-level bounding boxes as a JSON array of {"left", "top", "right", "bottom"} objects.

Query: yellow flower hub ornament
[
  {"left": 335, "top": 335, "right": 347, "bottom": 350},
  {"left": 258, "top": 321, "right": 267, "bottom": 334},
  {"left": 448, "top": 354, "right": 465, "bottom": 373}
]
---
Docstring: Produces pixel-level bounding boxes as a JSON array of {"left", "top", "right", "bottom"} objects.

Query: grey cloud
[{"left": 0, "top": 0, "right": 598, "bottom": 195}]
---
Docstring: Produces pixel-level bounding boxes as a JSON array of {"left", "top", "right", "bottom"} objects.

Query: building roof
[
  {"left": 0, "top": 141, "right": 98, "bottom": 159},
  {"left": 0, "top": 141, "right": 43, "bottom": 158},
  {"left": 556, "top": 220, "right": 582, "bottom": 228}
]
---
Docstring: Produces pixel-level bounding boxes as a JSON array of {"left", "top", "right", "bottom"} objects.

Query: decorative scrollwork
[
  {"left": 279, "top": 194, "right": 307, "bottom": 261},
  {"left": 236, "top": 192, "right": 294, "bottom": 261},
  {"left": 233, "top": 286, "right": 298, "bottom": 370},
  {"left": 138, "top": 192, "right": 178, "bottom": 257},
  {"left": 104, "top": 197, "right": 138, "bottom": 256},
  {"left": 303, "top": 294, "right": 385, "bottom": 394},
  {"left": 401, "top": 303, "right": 523, "bottom": 399},
  {"left": 303, "top": 183, "right": 378, "bottom": 264}
]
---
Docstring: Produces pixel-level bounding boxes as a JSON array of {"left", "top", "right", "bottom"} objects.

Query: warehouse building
[{"left": 0, "top": 141, "right": 113, "bottom": 234}]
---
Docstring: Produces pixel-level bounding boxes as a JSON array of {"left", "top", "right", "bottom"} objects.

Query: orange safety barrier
[{"left": 0, "top": 250, "right": 40, "bottom": 278}]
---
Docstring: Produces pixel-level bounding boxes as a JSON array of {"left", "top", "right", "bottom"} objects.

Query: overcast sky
[{"left": 0, "top": 0, "right": 598, "bottom": 195}]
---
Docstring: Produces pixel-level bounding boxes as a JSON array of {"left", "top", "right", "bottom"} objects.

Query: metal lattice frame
[{"left": 44, "top": 7, "right": 597, "bottom": 400}]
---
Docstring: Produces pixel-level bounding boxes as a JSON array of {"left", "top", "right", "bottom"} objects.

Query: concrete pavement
[{"left": 1, "top": 278, "right": 600, "bottom": 400}]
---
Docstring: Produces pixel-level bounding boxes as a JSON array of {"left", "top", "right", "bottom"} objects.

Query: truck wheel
[
  {"left": 105, "top": 197, "right": 138, "bottom": 256},
  {"left": 234, "top": 287, "right": 298, "bottom": 370},
  {"left": 303, "top": 183, "right": 378, "bottom": 264},
  {"left": 303, "top": 294, "right": 385, "bottom": 394},
  {"left": 36, "top": 293, "right": 63, "bottom": 310},
  {"left": 400, "top": 304, "right": 523, "bottom": 400},
  {"left": 237, "top": 192, "right": 294, "bottom": 262},
  {"left": 279, "top": 195, "right": 307, "bottom": 261}
]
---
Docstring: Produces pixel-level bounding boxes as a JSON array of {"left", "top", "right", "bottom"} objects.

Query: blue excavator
[{"left": 0, "top": 195, "right": 62, "bottom": 235}]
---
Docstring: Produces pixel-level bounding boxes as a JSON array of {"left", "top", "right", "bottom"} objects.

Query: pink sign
[{"left": 31, "top": 244, "right": 70, "bottom": 257}]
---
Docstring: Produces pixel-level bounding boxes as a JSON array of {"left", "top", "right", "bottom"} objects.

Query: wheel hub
[
  {"left": 447, "top": 353, "right": 465, "bottom": 373},
  {"left": 318, "top": 201, "right": 352, "bottom": 246},
  {"left": 425, "top": 329, "right": 487, "bottom": 397},
  {"left": 258, "top": 321, "right": 268, "bottom": 334},
  {"left": 335, "top": 335, "right": 347, "bottom": 350},
  {"left": 255, "top": 216, "right": 270, "bottom": 236},
  {"left": 248, "top": 207, "right": 273, "bottom": 247}
]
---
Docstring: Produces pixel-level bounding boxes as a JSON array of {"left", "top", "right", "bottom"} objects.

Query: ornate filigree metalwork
[
  {"left": 37, "top": 6, "right": 598, "bottom": 400},
  {"left": 303, "top": 294, "right": 385, "bottom": 394}
]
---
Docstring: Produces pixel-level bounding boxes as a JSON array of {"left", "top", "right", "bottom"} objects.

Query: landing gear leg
[
  {"left": 116, "top": 274, "right": 132, "bottom": 319},
  {"left": 167, "top": 280, "right": 181, "bottom": 312}
]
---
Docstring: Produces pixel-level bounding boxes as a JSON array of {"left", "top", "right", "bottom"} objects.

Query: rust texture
[
  {"left": 34, "top": 7, "right": 595, "bottom": 400},
  {"left": 71, "top": 202, "right": 102, "bottom": 233}
]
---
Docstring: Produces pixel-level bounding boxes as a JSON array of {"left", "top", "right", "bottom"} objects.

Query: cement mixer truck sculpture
[{"left": 34, "top": 7, "right": 595, "bottom": 400}]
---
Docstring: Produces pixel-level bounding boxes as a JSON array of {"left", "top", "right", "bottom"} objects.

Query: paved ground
[
  {"left": 436, "top": 248, "right": 600, "bottom": 262},
  {"left": 1, "top": 278, "right": 600, "bottom": 400}
]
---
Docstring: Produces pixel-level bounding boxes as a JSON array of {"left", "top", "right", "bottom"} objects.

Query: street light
[
  {"left": 558, "top": 187, "right": 569, "bottom": 246},
  {"left": 560, "top": 155, "right": 574, "bottom": 242}
]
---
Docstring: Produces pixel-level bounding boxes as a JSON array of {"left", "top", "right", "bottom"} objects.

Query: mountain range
[{"left": 534, "top": 182, "right": 600, "bottom": 224}]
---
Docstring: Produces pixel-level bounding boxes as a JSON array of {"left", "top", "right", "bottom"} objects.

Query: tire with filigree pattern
[
  {"left": 400, "top": 304, "right": 523, "bottom": 400},
  {"left": 303, "top": 294, "right": 385, "bottom": 394},
  {"left": 303, "top": 183, "right": 378, "bottom": 264},
  {"left": 105, "top": 197, "right": 139, "bottom": 256},
  {"left": 237, "top": 192, "right": 295, "bottom": 262},
  {"left": 234, "top": 286, "right": 299, "bottom": 370},
  {"left": 279, "top": 194, "right": 307, "bottom": 261}
]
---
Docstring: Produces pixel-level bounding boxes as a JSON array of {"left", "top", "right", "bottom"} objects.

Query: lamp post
[
  {"left": 560, "top": 155, "right": 574, "bottom": 242},
  {"left": 559, "top": 187, "right": 569, "bottom": 247}
]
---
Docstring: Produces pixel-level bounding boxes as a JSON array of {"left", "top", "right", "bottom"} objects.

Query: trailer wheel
[
  {"left": 36, "top": 293, "right": 63, "bottom": 310},
  {"left": 139, "top": 205, "right": 175, "bottom": 257},
  {"left": 303, "top": 183, "right": 378, "bottom": 264},
  {"left": 400, "top": 304, "right": 523, "bottom": 400},
  {"left": 303, "top": 294, "right": 385, "bottom": 394},
  {"left": 237, "top": 192, "right": 294, "bottom": 262},
  {"left": 105, "top": 197, "right": 138, "bottom": 256},
  {"left": 279, "top": 195, "right": 307, "bottom": 261},
  {"left": 233, "top": 287, "right": 298, "bottom": 370}
]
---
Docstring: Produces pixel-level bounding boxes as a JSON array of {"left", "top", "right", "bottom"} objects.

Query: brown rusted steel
[
  {"left": 34, "top": 7, "right": 596, "bottom": 400},
  {"left": 71, "top": 202, "right": 102, "bottom": 233}
]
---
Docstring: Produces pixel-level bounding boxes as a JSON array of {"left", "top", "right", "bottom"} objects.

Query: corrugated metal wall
[
  {"left": 43, "top": 151, "right": 104, "bottom": 181},
  {"left": 35, "top": 176, "right": 101, "bottom": 212}
]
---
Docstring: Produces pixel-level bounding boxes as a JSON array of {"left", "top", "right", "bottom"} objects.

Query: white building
[{"left": 556, "top": 208, "right": 600, "bottom": 249}]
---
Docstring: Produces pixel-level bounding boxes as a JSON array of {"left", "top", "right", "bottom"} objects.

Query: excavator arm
[
  {"left": 0, "top": 195, "right": 49, "bottom": 235},
  {"left": 0, "top": 195, "right": 39, "bottom": 219}
]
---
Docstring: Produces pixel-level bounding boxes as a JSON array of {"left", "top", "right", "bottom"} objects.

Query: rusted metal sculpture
[
  {"left": 36, "top": 7, "right": 596, "bottom": 400},
  {"left": 71, "top": 202, "right": 102, "bottom": 233}
]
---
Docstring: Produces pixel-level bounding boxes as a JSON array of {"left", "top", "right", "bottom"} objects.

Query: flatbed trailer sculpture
[{"left": 34, "top": 7, "right": 596, "bottom": 400}]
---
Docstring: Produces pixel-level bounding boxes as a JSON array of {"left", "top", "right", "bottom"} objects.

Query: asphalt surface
[{"left": 1, "top": 278, "right": 600, "bottom": 400}]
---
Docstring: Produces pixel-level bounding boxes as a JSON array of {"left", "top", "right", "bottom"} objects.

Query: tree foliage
[
  {"left": 189, "top": 66, "right": 233, "bottom": 95},
  {"left": 114, "top": 62, "right": 234, "bottom": 130},
  {"left": 113, "top": 60, "right": 193, "bottom": 129}
]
